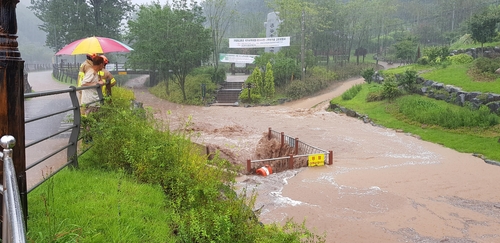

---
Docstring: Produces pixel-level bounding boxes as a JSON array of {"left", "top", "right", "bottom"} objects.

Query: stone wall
[{"left": 415, "top": 77, "right": 500, "bottom": 114}]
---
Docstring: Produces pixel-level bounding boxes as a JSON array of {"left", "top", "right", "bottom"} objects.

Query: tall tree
[
  {"left": 468, "top": 7, "right": 500, "bottom": 51},
  {"left": 29, "top": 0, "right": 133, "bottom": 52},
  {"left": 201, "top": 0, "right": 237, "bottom": 69},
  {"left": 127, "top": 0, "right": 212, "bottom": 101}
]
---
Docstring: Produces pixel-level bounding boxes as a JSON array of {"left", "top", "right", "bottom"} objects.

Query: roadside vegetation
[{"left": 27, "top": 87, "right": 326, "bottom": 242}]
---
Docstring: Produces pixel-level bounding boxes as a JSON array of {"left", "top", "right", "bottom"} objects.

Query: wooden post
[
  {"left": 329, "top": 150, "right": 333, "bottom": 165},
  {"left": 280, "top": 132, "right": 284, "bottom": 149},
  {"left": 288, "top": 154, "right": 294, "bottom": 170},
  {"left": 0, "top": 0, "right": 28, "bottom": 228},
  {"left": 294, "top": 138, "right": 299, "bottom": 155},
  {"left": 268, "top": 127, "right": 271, "bottom": 140},
  {"left": 246, "top": 159, "right": 251, "bottom": 173}
]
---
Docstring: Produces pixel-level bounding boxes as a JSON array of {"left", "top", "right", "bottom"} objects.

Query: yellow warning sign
[
  {"left": 118, "top": 71, "right": 128, "bottom": 75},
  {"left": 308, "top": 154, "right": 325, "bottom": 167}
]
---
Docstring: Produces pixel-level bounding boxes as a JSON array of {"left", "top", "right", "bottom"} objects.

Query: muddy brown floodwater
[{"left": 131, "top": 72, "right": 500, "bottom": 243}]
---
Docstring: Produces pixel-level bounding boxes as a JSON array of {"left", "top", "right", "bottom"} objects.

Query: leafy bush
[
  {"left": 381, "top": 75, "right": 402, "bottom": 101},
  {"left": 342, "top": 84, "right": 363, "bottom": 100},
  {"left": 150, "top": 74, "right": 217, "bottom": 105},
  {"left": 473, "top": 57, "right": 500, "bottom": 74},
  {"left": 447, "top": 53, "right": 473, "bottom": 64},
  {"left": 417, "top": 56, "right": 430, "bottom": 65},
  {"left": 191, "top": 66, "right": 227, "bottom": 84},
  {"left": 239, "top": 88, "right": 261, "bottom": 103},
  {"left": 397, "top": 69, "right": 418, "bottom": 93},
  {"left": 423, "top": 46, "right": 450, "bottom": 63},
  {"left": 285, "top": 66, "right": 336, "bottom": 100},
  {"left": 361, "top": 68, "right": 375, "bottom": 83}
]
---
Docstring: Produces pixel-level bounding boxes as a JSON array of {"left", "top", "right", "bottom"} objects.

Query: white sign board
[
  {"left": 229, "top": 37, "right": 290, "bottom": 48},
  {"left": 219, "top": 54, "right": 258, "bottom": 64}
]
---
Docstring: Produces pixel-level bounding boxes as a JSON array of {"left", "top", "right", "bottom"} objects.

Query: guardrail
[
  {"left": 246, "top": 127, "right": 333, "bottom": 174},
  {"left": 1, "top": 135, "right": 27, "bottom": 243},
  {"left": 24, "top": 85, "right": 104, "bottom": 193}
]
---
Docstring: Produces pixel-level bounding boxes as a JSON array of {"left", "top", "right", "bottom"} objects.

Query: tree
[
  {"left": 201, "top": 0, "right": 237, "bottom": 69},
  {"left": 127, "top": 0, "right": 212, "bottom": 101},
  {"left": 264, "top": 62, "right": 275, "bottom": 98},
  {"left": 29, "top": 0, "right": 133, "bottom": 52},
  {"left": 468, "top": 7, "right": 500, "bottom": 51}
]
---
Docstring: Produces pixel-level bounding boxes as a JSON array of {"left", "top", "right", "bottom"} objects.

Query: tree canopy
[
  {"left": 127, "top": 0, "right": 212, "bottom": 101},
  {"left": 29, "top": 0, "right": 133, "bottom": 51}
]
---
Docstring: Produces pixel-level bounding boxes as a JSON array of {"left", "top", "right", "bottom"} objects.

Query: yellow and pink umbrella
[{"left": 55, "top": 36, "right": 133, "bottom": 55}]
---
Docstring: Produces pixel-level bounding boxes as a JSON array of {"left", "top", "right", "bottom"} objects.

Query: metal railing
[
  {"left": 246, "top": 127, "right": 333, "bottom": 174},
  {"left": 24, "top": 84, "right": 104, "bottom": 193},
  {"left": 1, "top": 135, "right": 27, "bottom": 243}
]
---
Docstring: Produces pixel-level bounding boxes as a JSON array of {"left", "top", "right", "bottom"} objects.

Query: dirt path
[{"left": 131, "top": 66, "right": 500, "bottom": 243}]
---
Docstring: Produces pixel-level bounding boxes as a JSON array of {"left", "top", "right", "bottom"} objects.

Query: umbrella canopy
[{"left": 55, "top": 36, "right": 133, "bottom": 56}]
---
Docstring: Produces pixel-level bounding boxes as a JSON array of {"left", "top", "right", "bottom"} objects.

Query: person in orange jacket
[{"left": 98, "top": 55, "right": 116, "bottom": 96}]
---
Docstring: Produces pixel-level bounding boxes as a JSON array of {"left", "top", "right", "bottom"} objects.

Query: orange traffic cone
[{"left": 256, "top": 165, "right": 273, "bottom": 176}]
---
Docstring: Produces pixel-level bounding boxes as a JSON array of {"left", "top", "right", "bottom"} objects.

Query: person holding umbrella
[{"left": 81, "top": 55, "right": 105, "bottom": 115}]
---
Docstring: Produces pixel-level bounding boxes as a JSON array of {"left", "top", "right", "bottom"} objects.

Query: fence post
[
  {"left": 288, "top": 154, "right": 294, "bottom": 170},
  {"left": 294, "top": 138, "right": 299, "bottom": 155},
  {"left": 329, "top": 150, "right": 333, "bottom": 165},
  {"left": 280, "top": 132, "right": 284, "bottom": 150},
  {"left": 246, "top": 159, "right": 251, "bottom": 174},
  {"left": 268, "top": 127, "right": 271, "bottom": 140},
  {"left": 68, "top": 86, "right": 81, "bottom": 168}
]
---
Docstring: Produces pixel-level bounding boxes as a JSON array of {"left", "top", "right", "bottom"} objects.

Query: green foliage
[
  {"left": 239, "top": 89, "right": 262, "bottom": 103},
  {"left": 468, "top": 7, "right": 500, "bottom": 47},
  {"left": 127, "top": 2, "right": 212, "bottom": 100},
  {"left": 423, "top": 46, "right": 450, "bottom": 63},
  {"left": 273, "top": 56, "right": 300, "bottom": 87},
  {"left": 361, "top": 68, "right": 375, "bottom": 83},
  {"left": 397, "top": 95, "right": 499, "bottom": 129},
  {"left": 191, "top": 66, "right": 227, "bottom": 84},
  {"left": 447, "top": 54, "right": 474, "bottom": 65},
  {"left": 150, "top": 74, "right": 217, "bottom": 105},
  {"left": 29, "top": 0, "right": 133, "bottom": 52},
  {"left": 392, "top": 37, "right": 418, "bottom": 61},
  {"left": 264, "top": 62, "right": 276, "bottom": 98},
  {"left": 285, "top": 66, "right": 337, "bottom": 100},
  {"left": 381, "top": 75, "right": 402, "bottom": 101},
  {"left": 342, "top": 84, "right": 362, "bottom": 100},
  {"left": 397, "top": 69, "right": 418, "bottom": 92},
  {"left": 473, "top": 57, "right": 500, "bottom": 74},
  {"left": 417, "top": 56, "right": 430, "bottom": 65}
]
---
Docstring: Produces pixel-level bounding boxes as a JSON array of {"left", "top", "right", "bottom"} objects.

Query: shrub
[
  {"left": 447, "top": 53, "right": 473, "bottom": 64},
  {"left": 381, "top": 75, "right": 402, "bottom": 101},
  {"left": 361, "top": 68, "right": 375, "bottom": 83},
  {"left": 239, "top": 88, "right": 261, "bottom": 103},
  {"left": 397, "top": 69, "right": 418, "bottom": 93},
  {"left": 474, "top": 57, "right": 500, "bottom": 74},
  {"left": 342, "top": 84, "right": 363, "bottom": 100},
  {"left": 423, "top": 46, "right": 450, "bottom": 63},
  {"left": 417, "top": 56, "right": 430, "bottom": 65}
]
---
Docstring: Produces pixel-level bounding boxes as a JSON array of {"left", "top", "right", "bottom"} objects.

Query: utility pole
[
  {"left": 301, "top": 9, "right": 305, "bottom": 81},
  {"left": 0, "top": 0, "right": 28, "bottom": 229}
]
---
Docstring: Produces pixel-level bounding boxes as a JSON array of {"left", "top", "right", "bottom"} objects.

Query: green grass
[
  {"left": 420, "top": 63, "right": 500, "bottom": 93},
  {"left": 330, "top": 83, "right": 500, "bottom": 162},
  {"left": 27, "top": 168, "right": 171, "bottom": 243}
]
